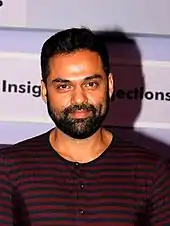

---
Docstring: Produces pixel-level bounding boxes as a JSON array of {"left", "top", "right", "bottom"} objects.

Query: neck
[{"left": 50, "top": 127, "right": 112, "bottom": 163}]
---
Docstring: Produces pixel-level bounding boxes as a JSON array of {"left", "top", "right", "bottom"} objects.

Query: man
[{"left": 0, "top": 27, "right": 170, "bottom": 225}]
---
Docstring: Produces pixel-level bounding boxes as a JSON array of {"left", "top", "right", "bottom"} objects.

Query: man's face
[{"left": 41, "top": 50, "right": 114, "bottom": 139}]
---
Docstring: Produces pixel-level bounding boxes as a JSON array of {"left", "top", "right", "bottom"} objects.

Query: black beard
[{"left": 46, "top": 96, "right": 109, "bottom": 139}]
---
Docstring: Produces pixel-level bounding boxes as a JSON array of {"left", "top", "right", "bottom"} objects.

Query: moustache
[{"left": 64, "top": 104, "right": 96, "bottom": 115}]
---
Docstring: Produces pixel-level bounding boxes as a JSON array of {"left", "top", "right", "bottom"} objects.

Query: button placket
[{"left": 73, "top": 162, "right": 86, "bottom": 217}]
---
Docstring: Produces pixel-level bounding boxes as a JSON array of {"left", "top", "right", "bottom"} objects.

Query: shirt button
[
  {"left": 80, "top": 184, "right": 85, "bottom": 189},
  {"left": 75, "top": 162, "right": 79, "bottom": 167},
  {"left": 80, "top": 209, "right": 84, "bottom": 215}
]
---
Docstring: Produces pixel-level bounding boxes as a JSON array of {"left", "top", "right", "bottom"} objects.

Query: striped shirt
[{"left": 0, "top": 129, "right": 170, "bottom": 226}]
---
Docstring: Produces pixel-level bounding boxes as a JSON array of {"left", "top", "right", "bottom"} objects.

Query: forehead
[{"left": 48, "top": 50, "right": 105, "bottom": 80}]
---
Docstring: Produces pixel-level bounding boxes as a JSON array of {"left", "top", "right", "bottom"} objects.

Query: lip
[{"left": 70, "top": 110, "right": 91, "bottom": 119}]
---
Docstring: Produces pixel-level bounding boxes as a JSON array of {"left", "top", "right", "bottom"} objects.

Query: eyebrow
[{"left": 51, "top": 74, "right": 103, "bottom": 83}]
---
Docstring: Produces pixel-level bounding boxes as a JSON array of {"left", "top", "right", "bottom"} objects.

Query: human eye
[
  {"left": 56, "top": 83, "right": 71, "bottom": 92},
  {"left": 85, "top": 81, "right": 99, "bottom": 89}
]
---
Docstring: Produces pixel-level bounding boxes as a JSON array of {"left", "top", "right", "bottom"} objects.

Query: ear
[
  {"left": 108, "top": 73, "right": 114, "bottom": 99},
  {"left": 41, "top": 80, "right": 47, "bottom": 103}
]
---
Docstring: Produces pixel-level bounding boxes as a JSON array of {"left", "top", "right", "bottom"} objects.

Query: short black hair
[{"left": 41, "top": 27, "right": 110, "bottom": 83}]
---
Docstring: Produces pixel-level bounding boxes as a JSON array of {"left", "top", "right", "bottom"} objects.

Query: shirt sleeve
[
  {"left": 150, "top": 160, "right": 170, "bottom": 226},
  {"left": 0, "top": 155, "right": 13, "bottom": 225}
]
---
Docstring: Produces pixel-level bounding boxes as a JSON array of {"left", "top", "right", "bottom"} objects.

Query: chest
[{"left": 13, "top": 163, "right": 149, "bottom": 226}]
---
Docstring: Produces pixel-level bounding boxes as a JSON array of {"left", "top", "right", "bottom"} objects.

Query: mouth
[{"left": 69, "top": 110, "right": 92, "bottom": 119}]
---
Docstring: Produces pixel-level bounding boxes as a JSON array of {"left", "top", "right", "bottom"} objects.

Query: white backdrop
[{"left": 1, "top": 0, "right": 170, "bottom": 35}]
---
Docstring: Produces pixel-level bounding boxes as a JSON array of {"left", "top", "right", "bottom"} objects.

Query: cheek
[
  {"left": 47, "top": 90, "right": 71, "bottom": 109},
  {"left": 88, "top": 90, "right": 107, "bottom": 105},
  {"left": 97, "top": 91, "right": 109, "bottom": 111}
]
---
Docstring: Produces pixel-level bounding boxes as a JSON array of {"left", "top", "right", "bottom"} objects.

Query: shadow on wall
[{"left": 97, "top": 29, "right": 170, "bottom": 159}]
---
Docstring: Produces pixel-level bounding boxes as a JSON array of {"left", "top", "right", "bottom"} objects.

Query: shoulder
[
  {"left": 0, "top": 129, "right": 52, "bottom": 159},
  {"left": 110, "top": 137, "right": 170, "bottom": 189},
  {"left": 110, "top": 136, "right": 167, "bottom": 172}
]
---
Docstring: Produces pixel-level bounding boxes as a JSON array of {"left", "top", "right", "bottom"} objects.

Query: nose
[{"left": 71, "top": 86, "right": 88, "bottom": 104}]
